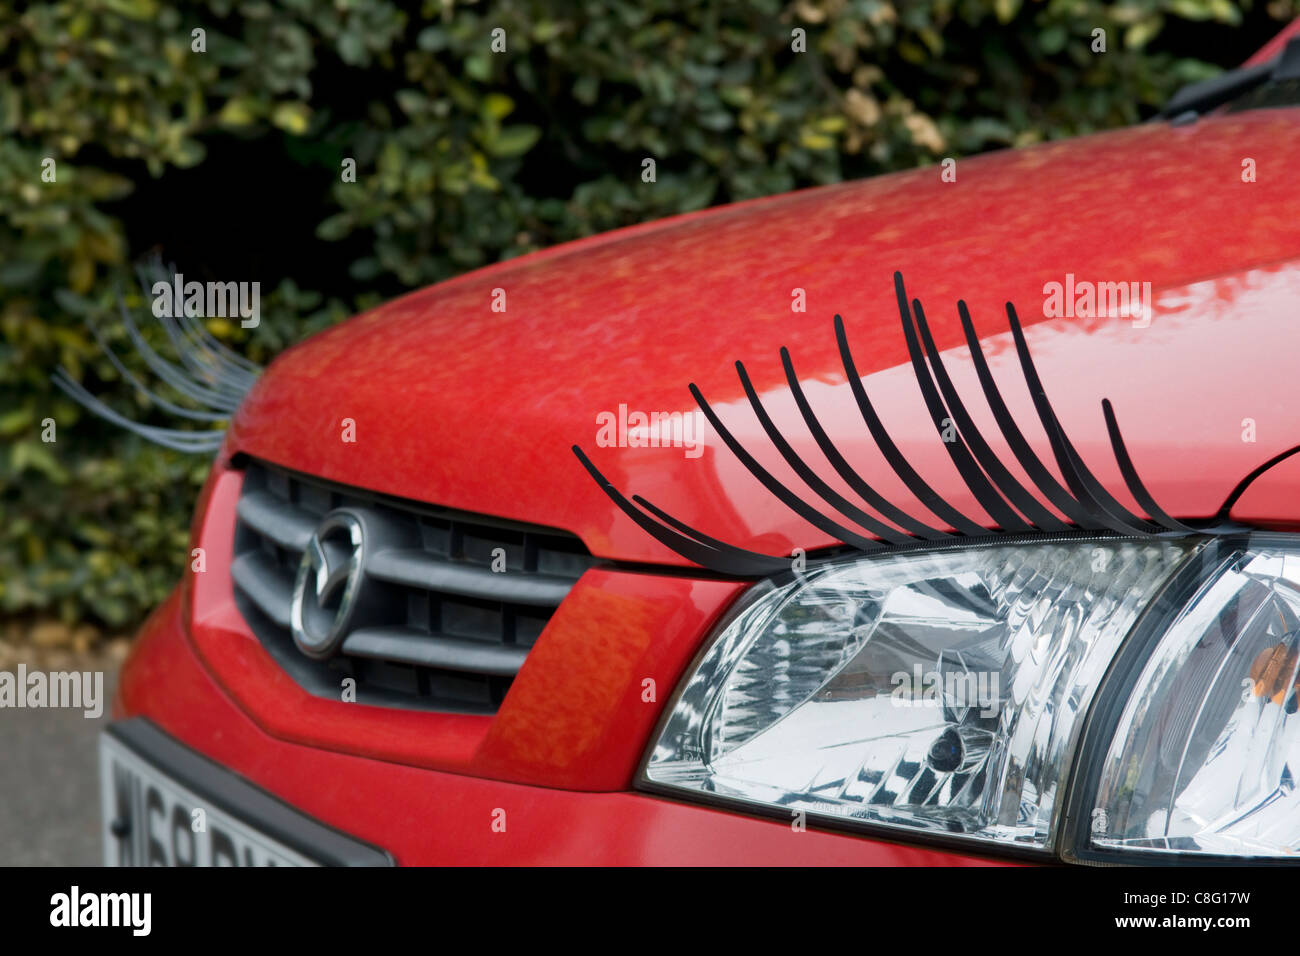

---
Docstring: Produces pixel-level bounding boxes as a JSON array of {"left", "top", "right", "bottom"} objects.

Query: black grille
[{"left": 231, "top": 460, "right": 595, "bottom": 713}]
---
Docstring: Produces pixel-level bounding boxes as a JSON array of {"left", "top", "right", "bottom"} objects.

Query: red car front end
[{"left": 106, "top": 34, "right": 1300, "bottom": 864}]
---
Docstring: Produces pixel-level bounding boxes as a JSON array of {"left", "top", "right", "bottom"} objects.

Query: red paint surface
[
  {"left": 118, "top": 591, "right": 1009, "bottom": 866},
  {"left": 227, "top": 109, "right": 1300, "bottom": 566},
  {"left": 1230, "top": 450, "right": 1300, "bottom": 530}
]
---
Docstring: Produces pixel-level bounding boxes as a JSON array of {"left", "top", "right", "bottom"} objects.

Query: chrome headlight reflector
[
  {"left": 1087, "top": 541, "right": 1300, "bottom": 859},
  {"left": 644, "top": 539, "right": 1193, "bottom": 853},
  {"left": 647, "top": 534, "right": 1300, "bottom": 860}
]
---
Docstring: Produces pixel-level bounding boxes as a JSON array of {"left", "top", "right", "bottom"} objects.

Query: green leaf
[
  {"left": 465, "top": 55, "right": 492, "bottom": 82},
  {"left": 482, "top": 93, "right": 515, "bottom": 120},
  {"left": 338, "top": 31, "right": 366, "bottom": 66},
  {"left": 218, "top": 97, "right": 258, "bottom": 127},
  {"left": 1125, "top": 17, "right": 1164, "bottom": 50},
  {"left": 0, "top": 407, "right": 32, "bottom": 436},
  {"left": 316, "top": 212, "right": 353, "bottom": 241},
  {"left": 994, "top": 0, "right": 1022, "bottom": 23},
  {"left": 271, "top": 102, "right": 312, "bottom": 136},
  {"left": 486, "top": 124, "right": 541, "bottom": 157},
  {"left": 799, "top": 130, "right": 836, "bottom": 150}
]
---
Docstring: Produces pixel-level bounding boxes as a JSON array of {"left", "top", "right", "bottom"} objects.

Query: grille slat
[
  {"left": 230, "top": 551, "right": 293, "bottom": 630},
  {"left": 231, "top": 460, "right": 595, "bottom": 712},
  {"left": 342, "top": 627, "right": 529, "bottom": 677},
  {"left": 236, "top": 489, "right": 316, "bottom": 551},
  {"left": 366, "top": 549, "right": 574, "bottom": 606}
]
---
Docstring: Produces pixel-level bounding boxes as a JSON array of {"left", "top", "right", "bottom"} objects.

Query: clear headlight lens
[
  {"left": 1090, "top": 542, "right": 1300, "bottom": 858},
  {"left": 645, "top": 539, "right": 1192, "bottom": 852}
]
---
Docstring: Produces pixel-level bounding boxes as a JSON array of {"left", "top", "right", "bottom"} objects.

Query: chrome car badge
[{"left": 290, "top": 510, "right": 366, "bottom": 659}]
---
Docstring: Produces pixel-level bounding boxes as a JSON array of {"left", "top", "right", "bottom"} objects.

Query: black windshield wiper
[{"left": 1158, "top": 35, "right": 1300, "bottom": 121}]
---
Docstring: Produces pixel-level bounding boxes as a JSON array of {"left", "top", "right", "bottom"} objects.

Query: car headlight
[
  {"left": 1083, "top": 540, "right": 1300, "bottom": 860},
  {"left": 643, "top": 535, "right": 1300, "bottom": 860}
]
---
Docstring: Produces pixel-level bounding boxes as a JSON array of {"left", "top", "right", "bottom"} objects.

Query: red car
[{"left": 103, "top": 22, "right": 1300, "bottom": 866}]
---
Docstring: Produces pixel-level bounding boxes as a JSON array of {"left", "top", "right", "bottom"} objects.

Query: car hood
[{"left": 228, "top": 108, "right": 1300, "bottom": 567}]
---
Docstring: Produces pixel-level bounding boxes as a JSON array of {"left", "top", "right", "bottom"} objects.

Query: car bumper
[{"left": 114, "top": 586, "right": 1012, "bottom": 866}]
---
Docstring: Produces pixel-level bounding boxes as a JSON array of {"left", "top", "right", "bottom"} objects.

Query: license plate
[{"left": 100, "top": 731, "right": 316, "bottom": 867}]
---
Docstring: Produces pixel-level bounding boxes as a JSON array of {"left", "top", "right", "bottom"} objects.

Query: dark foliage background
[{"left": 1, "top": 0, "right": 1295, "bottom": 640}]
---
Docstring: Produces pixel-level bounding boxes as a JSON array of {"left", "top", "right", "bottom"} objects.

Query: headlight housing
[
  {"left": 1080, "top": 540, "right": 1300, "bottom": 860},
  {"left": 643, "top": 534, "right": 1300, "bottom": 861}
]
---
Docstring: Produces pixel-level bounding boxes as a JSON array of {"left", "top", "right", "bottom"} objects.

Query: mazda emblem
[{"left": 290, "top": 510, "right": 366, "bottom": 659}]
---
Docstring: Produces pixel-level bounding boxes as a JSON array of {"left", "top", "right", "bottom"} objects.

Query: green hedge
[{"left": 1, "top": 0, "right": 1293, "bottom": 632}]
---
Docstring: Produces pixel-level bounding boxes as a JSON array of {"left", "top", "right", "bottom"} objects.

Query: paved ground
[{"left": 0, "top": 665, "right": 119, "bottom": 866}]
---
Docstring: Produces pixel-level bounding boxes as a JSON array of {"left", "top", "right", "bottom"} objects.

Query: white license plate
[{"left": 99, "top": 732, "right": 317, "bottom": 867}]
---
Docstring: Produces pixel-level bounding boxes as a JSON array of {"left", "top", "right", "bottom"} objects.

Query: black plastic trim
[
  {"left": 1157, "top": 61, "right": 1274, "bottom": 118},
  {"left": 236, "top": 489, "right": 316, "bottom": 551},
  {"left": 105, "top": 718, "right": 395, "bottom": 866}
]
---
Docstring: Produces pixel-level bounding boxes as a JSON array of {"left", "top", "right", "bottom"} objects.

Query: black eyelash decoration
[
  {"left": 51, "top": 257, "right": 262, "bottom": 454},
  {"left": 571, "top": 271, "right": 1191, "bottom": 576},
  {"left": 1004, "top": 301, "right": 1155, "bottom": 536},
  {"left": 571, "top": 445, "right": 790, "bottom": 576},
  {"left": 779, "top": 344, "right": 950, "bottom": 541},
  {"left": 833, "top": 311, "right": 989, "bottom": 537},
  {"left": 690, "top": 377, "right": 886, "bottom": 554}
]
